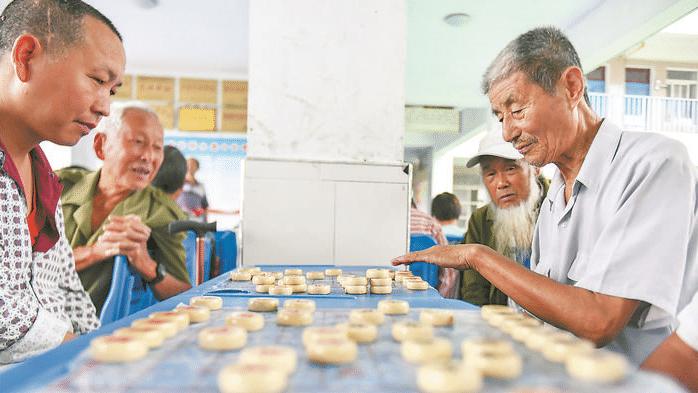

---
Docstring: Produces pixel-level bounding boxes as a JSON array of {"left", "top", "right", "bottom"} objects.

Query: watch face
[{"left": 158, "top": 263, "right": 167, "bottom": 276}]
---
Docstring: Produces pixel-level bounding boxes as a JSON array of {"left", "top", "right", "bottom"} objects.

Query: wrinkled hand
[
  {"left": 391, "top": 244, "right": 481, "bottom": 270},
  {"left": 97, "top": 215, "right": 151, "bottom": 264}
]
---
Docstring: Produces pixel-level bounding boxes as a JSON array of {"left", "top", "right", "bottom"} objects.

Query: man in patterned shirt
[{"left": 0, "top": 0, "right": 125, "bottom": 363}]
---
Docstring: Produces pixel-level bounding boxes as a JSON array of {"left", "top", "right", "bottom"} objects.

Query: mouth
[
  {"left": 515, "top": 142, "right": 533, "bottom": 155},
  {"left": 75, "top": 120, "right": 97, "bottom": 135},
  {"left": 499, "top": 193, "right": 516, "bottom": 203},
  {"left": 131, "top": 167, "right": 152, "bottom": 179}
]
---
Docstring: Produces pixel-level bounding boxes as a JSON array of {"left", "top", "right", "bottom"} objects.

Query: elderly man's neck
[
  {"left": 96, "top": 172, "right": 137, "bottom": 203},
  {"left": 554, "top": 104, "right": 602, "bottom": 184}
]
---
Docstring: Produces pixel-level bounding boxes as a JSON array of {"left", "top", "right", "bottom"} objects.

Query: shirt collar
[
  {"left": 0, "top": 139, "right": 63, "bottom": 252},
  {"left": 61, "top": 169, "right": 101, "bottom": 206},
  {"left": 545, "top": 119, "right": 622, "bottom": 204},
  {"left": 576, "top": 119, "right": 622, "bottom": 192}
]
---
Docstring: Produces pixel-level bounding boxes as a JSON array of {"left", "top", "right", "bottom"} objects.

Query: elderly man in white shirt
[{"left": 392, "top": 26, "right": 698, "bottom": 365}]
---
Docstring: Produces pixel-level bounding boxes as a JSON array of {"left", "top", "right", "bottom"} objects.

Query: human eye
[
  {"left": 90, "top": 75, "right": 106, "bottom": 85},
  {"left": 511, "top": 107, "right": 526, "bottom": 119}
]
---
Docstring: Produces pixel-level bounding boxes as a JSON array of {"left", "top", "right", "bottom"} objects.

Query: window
[
  {"left": 666, "top": 69, "right": 697, "bottom": 99},
  {"left": 586, "top": 66, "right": 606, "bottom": 93},
  {"left": 625, "top": 68, "right": 651, "bottom": 96}
]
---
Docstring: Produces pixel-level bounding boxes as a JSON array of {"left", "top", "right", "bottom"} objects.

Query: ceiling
[
  {"left": 3, "top": 0, "right": 693, "bottom": 143},
  {"left": 78, "top": 0, "right": 697, "bottom": 110}
]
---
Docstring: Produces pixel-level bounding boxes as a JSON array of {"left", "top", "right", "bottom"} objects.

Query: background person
[{"left": 59, "top": 105, "right": 191, "bottom": 315}]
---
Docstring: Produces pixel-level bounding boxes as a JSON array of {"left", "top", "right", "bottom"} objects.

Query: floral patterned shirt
[{"left": 0, "top": 145, "right": 99, "bottom": 364}]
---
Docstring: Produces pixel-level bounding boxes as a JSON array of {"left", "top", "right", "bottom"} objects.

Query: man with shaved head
[
  {"left": 59, "top": 104, "right": 191, "bottom": 316},
  {"left": 0, "top": 0, "right": 125, "bottom": 363}
]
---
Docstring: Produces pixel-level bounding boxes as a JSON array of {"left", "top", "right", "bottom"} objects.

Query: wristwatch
[{"left": 148, "top": 263, "right": 167, "bottom": 285}]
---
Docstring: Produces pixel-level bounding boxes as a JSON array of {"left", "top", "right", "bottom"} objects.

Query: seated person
[
  {"left": 58, "top": 105, "right": 191, "bottom": 315},
  {"left": 410, "top": 199, "right": 458, "bottom": 297},
  {"left": 393, "top": 27, "right": 698, "bottom": 365},
  {"left": 152, "top": 145, "right": 188, "bottom": 202},
  {"left": 460, "top": 128, "right": 547, "bottom": 306},
  {"left": 431, "top": 192, "right": 465, "bottom": 239},
  {"left": 0, "top": 0, "right": 125, "bottom": 363}
]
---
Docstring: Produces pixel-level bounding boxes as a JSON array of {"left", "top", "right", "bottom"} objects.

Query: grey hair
[
  {"left": 481, "top": 26, "right": 590, "bottom": 106},
  {"left": 95, "top": 101, "right": 158, "bottom": 137}
]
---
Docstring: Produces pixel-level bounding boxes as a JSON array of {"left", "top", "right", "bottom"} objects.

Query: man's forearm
[
  {"left": 641, "top": 333, "right": 698, "bottom": 392},
  {"left": 151, "top": 275, "right": 192, "bottom": 300},
  {"left": 73, "top": 246, "right": 104, "bottom": 272},
  {"left": 471, "top": 246, "right": 638, "bottom": 345},
  {"left": 129, "top": 252, "right": 192, "bottom": 300}
]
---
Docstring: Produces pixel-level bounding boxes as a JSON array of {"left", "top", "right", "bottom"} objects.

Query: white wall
[{"left": 247, "top": 0, "right": 406, "bottom": 164}]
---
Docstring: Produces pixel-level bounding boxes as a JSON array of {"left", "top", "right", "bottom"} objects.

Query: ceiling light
[
  {"left": 444, "top": 13, "right": 471, "bottom": 27},
  {"left": 135, "top": 0, "right": 159, "bottom": 9}
]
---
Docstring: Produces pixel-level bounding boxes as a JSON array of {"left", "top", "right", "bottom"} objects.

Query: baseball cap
[{"left": 465, "top": 128, "right": 523, "bottom": 168}]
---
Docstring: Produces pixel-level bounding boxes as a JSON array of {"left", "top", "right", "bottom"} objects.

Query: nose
[
  {"left": 501, "top": 117, "right": 520, "bottom": 144},
  {"left": 92, "top": 90, "right": 111, "bottom": 118},
  {"left": 494, "top": 172, "right": 510, "bottom": 189}
]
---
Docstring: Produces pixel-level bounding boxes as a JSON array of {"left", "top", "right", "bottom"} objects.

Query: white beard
[{"left": 491, "top": 171, "right": 542, "bottom": 258}]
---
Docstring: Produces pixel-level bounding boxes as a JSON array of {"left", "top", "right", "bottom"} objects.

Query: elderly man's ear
[
  {"left": 93, "top": 133, "right": 107, "bottom": 161},
  {"left": 560, "top": 66, "right": 585, "bottom": 108},
  {"left": 12, "top": 34, "right": 43, "bottom": 82}
]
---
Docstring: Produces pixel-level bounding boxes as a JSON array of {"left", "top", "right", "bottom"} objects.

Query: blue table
[
  {"left": 0, "top": 266, "right": 685, "bottom": 393},
  {"left": 198, "top": 265, "right": 444, "bottom": 302}
]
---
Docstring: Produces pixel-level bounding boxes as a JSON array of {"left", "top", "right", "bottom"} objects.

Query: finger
[
  {"left": 124, "top": 214, "right": 143, "bottom": 224},
  {"left": 99, "top": 231, "right": 128, "bottom": 243},
  {"left": 391, "top": 250, "right": 429, "bottom": 265},
  {"left": 103, "top": 221, "right": 128, "bottom": 233}
]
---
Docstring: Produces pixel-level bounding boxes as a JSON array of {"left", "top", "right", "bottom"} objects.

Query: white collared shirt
[
  {"left": 677, "top": 291, "right": 698, "bottom": 351},
  {"left": 530, "top": 120, "right": 698, "bottom": 364}
]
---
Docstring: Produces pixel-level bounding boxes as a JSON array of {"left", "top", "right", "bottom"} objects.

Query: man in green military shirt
[
  {"left": 58, "top": 104, "right": 191, "bottom": 314},
  {"left": 460, "top": 128, "right": 548, "bottom": 306}
]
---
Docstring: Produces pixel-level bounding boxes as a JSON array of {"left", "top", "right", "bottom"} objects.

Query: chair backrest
[
  {"left": 214, "top": 230, "right": 237, "bottom": 274},
  {"left": 99, "top": 255, "right": 134, "bottom": 325},
  {"left": 408, "top": 234, "right": 440, "bottom": 288},
  {"left": 99, "top": 255, "right": 158, "bottom": 325}
]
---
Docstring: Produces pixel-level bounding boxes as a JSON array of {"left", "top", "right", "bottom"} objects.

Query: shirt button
[{"left": 560, "top": 222, "right": 568, "bottom": 228}]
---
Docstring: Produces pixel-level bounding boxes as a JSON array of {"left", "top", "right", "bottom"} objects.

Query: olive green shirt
[
  {"left": 57, "top": 168, "right": 189, "bottom": 314},
  {"left": 460, "top": 176, "right": 549, "bottom": 306}
]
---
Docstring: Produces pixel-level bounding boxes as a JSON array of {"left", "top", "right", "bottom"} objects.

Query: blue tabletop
[{"left": 0, "top": 266, "right": 685, "bottom": 393}]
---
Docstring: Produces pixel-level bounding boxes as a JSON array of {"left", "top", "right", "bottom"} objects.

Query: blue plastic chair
[
  {"left": 99, "top": 255, "right": 157, "bottom": 325},
  {"left": 215, "top": 230, "right": 237, "bottom": 274},
  {"left": 408, "top": 234, "right": 440, "bottom": 288},
  {"left": 446, "top": 234, "right": 463, "bottom": 245}
]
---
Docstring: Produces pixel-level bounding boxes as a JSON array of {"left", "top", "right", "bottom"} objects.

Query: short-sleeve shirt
[
  {"left": 531, "top": 120, "right": 698, "bottom": 364},
  {"left": 677, "top": 291, "right": 698, "bottom": 351},
  {"left": 0, "top": 144, "right": 99, "bottom": 364},
  {"left": 58, "top": 169, "right": 190, "bottom": 314}
]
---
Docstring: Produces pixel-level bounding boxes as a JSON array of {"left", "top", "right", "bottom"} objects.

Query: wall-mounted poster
[
  {"left": 180, "top": 78, "right": 218, "bottom": 104},
  {"left": 179, "top": 107, "right": 217, "bottom": 131},
  {"left": 222, "top": 80, "right": 248, "bottom": 107},
  {"left": 221, "top": 105, "right": 247, "bottom": 132},
  {"left": 137, "top": 76, "right": 175, "bottom": 101},
  {"left": 165, "top": 132, "right": 247, "bottom": 230}
]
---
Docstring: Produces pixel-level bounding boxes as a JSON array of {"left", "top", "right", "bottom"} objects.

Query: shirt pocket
[{"left": 566, "top": 252, "right": 587, "bottom": 284}]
